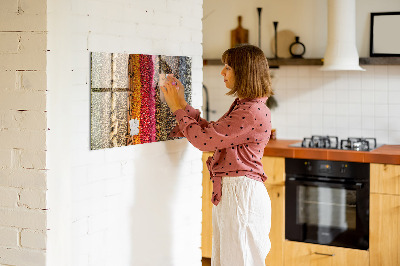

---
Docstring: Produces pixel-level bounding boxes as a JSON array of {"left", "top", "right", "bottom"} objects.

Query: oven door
[{"left": 285, "top": 177, "right": 369, "bottom": 250}]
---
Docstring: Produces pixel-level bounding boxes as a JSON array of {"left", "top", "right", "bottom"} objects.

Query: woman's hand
[
  {"left": 161, "top": 76, "right": 187, "bottom": 113},
  {"left": 172, "top": 76, "right": 187, "bottom": 108}
]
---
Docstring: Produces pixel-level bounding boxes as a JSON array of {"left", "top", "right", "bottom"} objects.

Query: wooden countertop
[{"left": 264, "top": 139, "right": 400, "bottom": 165}]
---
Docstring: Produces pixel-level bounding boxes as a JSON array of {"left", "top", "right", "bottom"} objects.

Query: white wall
[
  {"left": 271, "top": 65, "right": 400, "bottom": 144},
  {"left": 203, "top": 0, "right": 400, "bottom": 145},
  {"left": 204, "top": 65, "right": 400, "bottom": 144},
  {"left": 203, "top": 0, "right": 400, "bottom": 58},
  {"left": 0, "top": 0, "right": 48, "bottom": 265},
  {"left": 46, "top": 1, "right": 203, "bottom": 266}
]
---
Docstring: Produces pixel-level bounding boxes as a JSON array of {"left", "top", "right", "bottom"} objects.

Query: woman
[{"left": 162, "top": 44, "right": 273, "bottom": 266}]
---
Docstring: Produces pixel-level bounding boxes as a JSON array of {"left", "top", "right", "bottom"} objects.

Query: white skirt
[{"left": 212, "top": 176, "right": 271, "bottom": 266}]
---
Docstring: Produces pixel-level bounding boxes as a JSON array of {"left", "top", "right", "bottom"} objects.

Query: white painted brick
[
  {"left": 20, "top": 149, "right": 46, "bottom": 170},
  {"left": 0, "top": 13, "right": 46, "bottom": 32},
  {"left": 190, "top": 3, "right": 203, "bottom": 19},
  {"left": 71, "top": 166, "right": 88, "bottom": 187},
  {"left": 191, "top": 55, "right": 203, "bottom": 69},
  {"left": 71, "top": 218, "right": 88, "bottom": 238},
  {"left": 190, "top": 159, "right": 203, "bottom": 174},
  {"left": 20, "top": 229, "right": 46, "bottom": 249},
  {"left": 152, "top": 11, "right": 181, "bottom": 27},
  {"left": 0, "top": 187, "right": 19, "bottom": 208},
  {"left": 181, "top": 16, "right": 202, "bottom": 30},
  {"left": 0, "top": 90, "right": 46, "bottom": 110},
  {"left": 191, "top": 67, "right": 203, "bottom": 83},
  {"left": 0, "top": 149, "right": 11, "bottom": 169},
  {"left": 19, "top": 0, "right": 47, "bottom": 15},
  {"left": 1, "top": 110, "right": 47, "bottom": 130},
  {"left": 120, "top": 36, "right": 153, "bottom": 54},
  {"left": 121, "top": 161, "right": 134, "bottom": 176},
  {"left": 136, "top": 24, "right": 169, "bottom": 41},
  {"left": 181, "top": 42, "right": 202, "bottom": 56},
  {"left": 16, "top": 70, "right": 47, "bottom": 91},
  {"left": 87, "top": 164, "right": 108, "bottom": 183},
  {"left": 87, "top": 212, "right": 109, "bottom": 233},
  {"left": 191, "top": 31, "right": 203, "bottom": 44},
  {"left": 0, "top": 0, "right": 18, "bottom": 13},
  {"left": 0, "top": 32, "right": 20, "bottom": 54},
  {"left": 0, "top": 169, "right": 47, "bottom": 189},
  {"left": 104, "top": 178, "right": 123, "bottom": 196},
  {"left": 0, "top": 52, "right": 46, "bottom": 71},
  {"left": 0, "top": 71, "right": 16, "bottom": 90},
  {"left": 0, "top": 227, "right": 19, "bottom": 247},
  {"left": 166, "top": 0, "right": 192, "bottom": 15},
  {"left": 19, "top": 189, "right": 46, "bottom": 209},
  {"left": 0, "top": 208, "right": 46, "bottom": 230},
  {"left": 10, "top": 148, "right": 21, "bottom": 169},
  {"left": 18, "top": 32, "right": 46, "bottom": 55},
  {"left": 0, "top": 247, "right": 45, "bottom": 266},
  {"left": 0, "top": 129, "right": 46, "bottom": 150}
]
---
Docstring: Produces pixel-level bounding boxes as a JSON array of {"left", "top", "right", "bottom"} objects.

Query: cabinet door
[
  {"left": 284, "top": 241, "right": 369, "bottom": 266},
  {"left": 370, "top": 193, "right": 400, "bottom": 266},
  {"left": 261, "top": 156, "right": 285, "bottom": 185},
  {"left": 264, "top": 185, "right": 284, "bottom": 266},
  {"left": 202, "top": 152, "right": 213, "bottom": 258},
  {"left": 370, "top": 163, "right": 400, "bottom": 195}
]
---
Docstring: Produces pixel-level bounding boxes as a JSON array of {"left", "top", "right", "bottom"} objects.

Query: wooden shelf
[
  {"left": 203, "top": 57, "right": 400, "bottom": 67},
  {"left": 203, "top": 58, "right": 323, "bottom": 67},
  {"left": 268, "top": 58, "right": 322, "bottom": 67},
  {"left": 359, "top": 57, "right": 400, "bottom": 65}
]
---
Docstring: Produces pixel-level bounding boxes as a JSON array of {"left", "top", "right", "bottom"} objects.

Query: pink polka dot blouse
[{"left": 170, "top": 97, "right": 271, "bottom": 206}]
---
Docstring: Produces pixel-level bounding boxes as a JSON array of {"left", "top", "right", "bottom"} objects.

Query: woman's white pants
[{"left": 212, "top": 176, "right": 271, "bottom": 266}]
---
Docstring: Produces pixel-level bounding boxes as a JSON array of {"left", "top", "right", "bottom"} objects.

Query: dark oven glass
[{"left": 285, "top": 158, "right": 369, "bottom": 250}]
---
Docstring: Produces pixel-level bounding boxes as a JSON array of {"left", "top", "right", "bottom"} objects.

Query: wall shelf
[
  {"left": 359, "top": 57, "right": 400, "bottom": 65},
  {"left": 203, "top": 57, "right": 400, "bottom": 67}
]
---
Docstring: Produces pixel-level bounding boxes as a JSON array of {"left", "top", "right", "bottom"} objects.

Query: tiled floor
[{"left": 202, "top": 257, "right": 211, "bottom": 266}]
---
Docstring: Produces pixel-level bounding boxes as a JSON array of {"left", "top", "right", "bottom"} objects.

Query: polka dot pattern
[{"left": 171, "top": 97, "right": 272, "bottom": 206}]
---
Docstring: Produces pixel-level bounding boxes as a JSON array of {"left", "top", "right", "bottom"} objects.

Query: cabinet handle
[{"left": 314, "top": 252, "right": 335, "bottom": 257}]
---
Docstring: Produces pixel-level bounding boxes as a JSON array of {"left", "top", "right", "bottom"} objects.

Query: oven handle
[
  {"left": 314, "top": 252, "right": 335, "bottom": 257},
  {"left": 286, "top": 177, "right": 364, "bottom": 189}
]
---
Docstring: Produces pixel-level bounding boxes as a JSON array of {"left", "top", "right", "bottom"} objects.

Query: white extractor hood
[{"left": 320, "top": 0, "right": 365, "bottom": 71}]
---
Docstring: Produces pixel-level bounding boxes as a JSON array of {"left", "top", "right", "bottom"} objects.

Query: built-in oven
[{"left": 285, "top": 158, "right": 370, "bottom": 250}]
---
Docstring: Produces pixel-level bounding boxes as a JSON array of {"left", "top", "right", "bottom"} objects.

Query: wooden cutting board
[{"left": 231, "top": 16, "right": 249, "bottom": 48}]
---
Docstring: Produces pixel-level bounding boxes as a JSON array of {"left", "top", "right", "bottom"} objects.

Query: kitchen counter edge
[{"left": 263, "top": 139, "right": 400, "bottom": 165}]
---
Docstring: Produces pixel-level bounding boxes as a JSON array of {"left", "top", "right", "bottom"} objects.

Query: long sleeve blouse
[{"left": 170, "top": 97, "right": 271, "bottom": 205}]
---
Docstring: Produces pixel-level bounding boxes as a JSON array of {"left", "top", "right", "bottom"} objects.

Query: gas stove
[{"left": 289, "top": 135, "right": 381, "bottom": 151}]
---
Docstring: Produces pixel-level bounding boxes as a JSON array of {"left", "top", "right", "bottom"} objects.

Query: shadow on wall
[{"left": 130, "top": 139, "right": 190, "bottom": 265}]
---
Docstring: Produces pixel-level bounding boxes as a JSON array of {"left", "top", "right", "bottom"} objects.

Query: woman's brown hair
[{"left": 221, "top": 44, "right": 273, "bottom": 99}]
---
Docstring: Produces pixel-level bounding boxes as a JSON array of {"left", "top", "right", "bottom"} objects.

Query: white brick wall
[
  {"left": 0, "top": 0, "right": 48, "bottom": 265},
  {"left": 47, "top": 1, "right": 203, "bottom": 266}
]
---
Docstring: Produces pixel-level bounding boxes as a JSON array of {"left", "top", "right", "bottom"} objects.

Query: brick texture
[
  {"left": 0, "top": 0, "right": 47, "bottom": 264},
  {"left": 21, "top": 229, "right": 46, "bottom": 249}
]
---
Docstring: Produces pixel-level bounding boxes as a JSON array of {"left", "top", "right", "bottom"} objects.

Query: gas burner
[
  {"left": 290, "top": 136, "right": 380, "bottom": 151},
  {"left": 340, "top": 137, "right": 377, "bottom": 151},
  {"left": 301, "top": 135, "right": 339, "bottom": 149}
]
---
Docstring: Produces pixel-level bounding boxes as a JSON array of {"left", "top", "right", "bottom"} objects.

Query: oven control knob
[
  {"left": 340, "top": 164, "right": 347, "bottom": 174},
  {"left": 304, "top": 162, "right": 312, "bottom": 171}
]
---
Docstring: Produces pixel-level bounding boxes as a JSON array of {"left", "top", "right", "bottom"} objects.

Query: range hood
[{"left": 320, "top": 0, "right": 365, "bottom": 71}]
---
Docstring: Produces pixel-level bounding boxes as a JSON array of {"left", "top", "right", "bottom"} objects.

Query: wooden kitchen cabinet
[
  {"left": 370, "top": 163, "right": 400, "bottom": 195},
  {"left": 202, "top": 152, "right": 213, "bottom": 258},
  {"left": 262, "top": 156, "right": 285, "bottom": 266},
  {"left": 370, "top": 193, "right": 400, "bottom": 266},
  {"left": 284, "top": 241, "right": 369, "bottom": 266},
  {"left": 370, "top": 163, "right": 400, "bottom": 266},
  {"left": 264, "top": 184, "right": 285, "bottom": 266},
  {"left": 201, "top": 154, "right": 286, "bottom": 266},
  {"left": 261, "top": 156, "right": 285, "bottom": 185}
]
